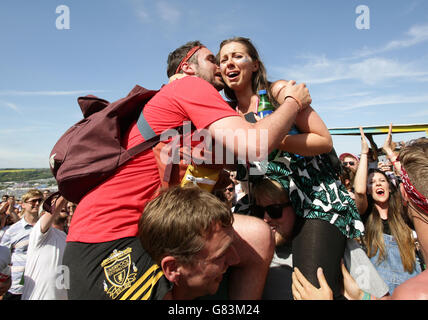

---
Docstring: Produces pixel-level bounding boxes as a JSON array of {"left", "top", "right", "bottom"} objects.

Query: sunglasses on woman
[
  {"left": 342, "top": 161, "right": 355, "bottom": 166},
  {"left": 252, "top": 202, "right": 292, "bottom": 219}
]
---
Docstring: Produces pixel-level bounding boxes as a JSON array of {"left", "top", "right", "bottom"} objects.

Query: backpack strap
[
  {"left": 136, "top": 108, "right": 157, "bottom": 141},
  {"left": 131, "top": 110, "right": 184, "bottom": 183}
]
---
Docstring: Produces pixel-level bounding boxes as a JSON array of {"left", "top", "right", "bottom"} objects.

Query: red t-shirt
[{"left": 67, "top": 77, "right": 238, "bottom": 243}]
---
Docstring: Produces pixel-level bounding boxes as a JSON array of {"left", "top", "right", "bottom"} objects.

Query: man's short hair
[
  {"left": 253, "top": 178, "right": 288, "bottom": 206},
  {"left": 166, "top": 41, "right": 204, "bottom": 78},
  {"left": 21, "top": 189, "right": 43, "bottom": 203},
  {"left": 399, "top": 137, "right": 428, "bottom": 197},
  {"left": 138, "top": 185, "right": 233, "bottom": 265}
]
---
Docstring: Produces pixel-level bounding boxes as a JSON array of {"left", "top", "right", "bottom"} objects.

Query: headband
[
  {"left": 175, "top": 45, "right": 204, "bottom": 74},
  {"left": 401, "top": 166, "right": 428, "bottom": 214}
]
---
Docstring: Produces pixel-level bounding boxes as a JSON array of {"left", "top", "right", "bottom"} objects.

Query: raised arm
[
  {"left": 270, "top": 80, "right": 333, "bottom": 156},
  {"left": 353, "top": 127, "right": 370, "bottom": 215},
  {"left": 39, "top": 196, "right": 67, "bottom": 234},
  {"left": 6, "top": 198, "right": 19, "bottom": 224},
  {"left": 208, "top": 80, "right": 312, "bottom": 161},
  {"left": 382, "top": 123, "right": 402, "bottom": 174}
]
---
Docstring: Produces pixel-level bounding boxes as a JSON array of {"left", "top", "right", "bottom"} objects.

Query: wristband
[
  {"left": 284, "top": 95, "right": 303, "bottom": 112},
  {"left": 0, "top": 273, "right": 10, "bottom": 283},
  {"left": 362, "top": 291, "right": 371, "bottom": 300}
]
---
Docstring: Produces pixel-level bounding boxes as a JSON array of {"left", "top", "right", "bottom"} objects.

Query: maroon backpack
[{"left": 48, "top": 85, "right": 166, "bottom": 204}]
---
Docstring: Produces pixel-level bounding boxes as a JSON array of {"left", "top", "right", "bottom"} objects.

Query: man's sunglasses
[
  {"left": 225, "top": 187, "right": 235, "bottom": 192},
  {"left": 25, "top": 198, "right": 43, "bottom": 205},
  {"left": 252, "top": 202, "right": 292, "bottom": 219},
  {"left": 342, "top": 161, "right": 355, "bottom": 166}
]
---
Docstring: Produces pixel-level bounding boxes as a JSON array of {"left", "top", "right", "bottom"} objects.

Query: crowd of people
[
  {"left": 0, "top": 37, "right": 427, "bottom": 301},
  {"left": 0, "top": 189, "right": 76, "bottom": 299}
]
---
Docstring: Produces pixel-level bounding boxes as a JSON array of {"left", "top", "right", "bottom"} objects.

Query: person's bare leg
[{"left": 228, "top": 214, "right": 275, "bottom": 299}]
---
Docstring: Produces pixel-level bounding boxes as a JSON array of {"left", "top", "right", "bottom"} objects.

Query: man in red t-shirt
[{"left": 63, "top": 41, "right": 312, "bottom": 300}]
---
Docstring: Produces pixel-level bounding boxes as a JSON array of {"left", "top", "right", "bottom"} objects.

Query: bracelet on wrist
[
  {"left": 0, "top": 273, "right": 10, "bottom": 283},
  {"left": 284, "top": 95, "right": 303, "bottom": 112},
  {"left": 362, "top": 291, "right": 372, "bottom": 300}
]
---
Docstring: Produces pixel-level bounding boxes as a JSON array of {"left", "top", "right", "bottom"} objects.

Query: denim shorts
[{"left": 370, "top": 233, "right": 421, "bottom": 294}]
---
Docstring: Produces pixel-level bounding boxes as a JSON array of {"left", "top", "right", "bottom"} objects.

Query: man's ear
[
  {"left": 180, "top": 62, "right": 196, "bottom": 75},
  {"left": 161, "top": 256, "right": 181, "bottom": 283}
]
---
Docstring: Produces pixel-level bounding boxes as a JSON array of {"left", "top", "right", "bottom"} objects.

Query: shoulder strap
[
  {"left": 126, "top": 110, "right": 184, "bottom": 159},
  {"left": 137, "top": 108, "right": 157, "bottom": 141}
]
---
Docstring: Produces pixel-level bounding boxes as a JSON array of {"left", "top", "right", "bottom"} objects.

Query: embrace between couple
[{"left": 64, "top": 37, "right": 362, "bottom": 301}]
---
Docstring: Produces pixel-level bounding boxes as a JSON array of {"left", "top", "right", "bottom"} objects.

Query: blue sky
[{"left": 1, "top": 0, "right": 427, "bottom": 168}]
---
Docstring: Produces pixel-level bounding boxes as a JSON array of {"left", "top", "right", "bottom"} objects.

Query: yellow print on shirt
[{"left": 101, "top": 248, "right": 138, "bottom": 299}]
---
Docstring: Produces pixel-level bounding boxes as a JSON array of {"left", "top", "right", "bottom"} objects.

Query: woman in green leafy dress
[{"left": 218, "top": 37, "right": 364, "bottom": 299}]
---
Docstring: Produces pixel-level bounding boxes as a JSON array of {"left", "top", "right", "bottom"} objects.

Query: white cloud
[
  {"left": 407, "top": 108, "right": 428, "bottom": 118},
  {"left": 132, "top": 0, "right": 181, "bottom": 25},
  {"left": 136, "top": 8, "right": 150, "bottom": 22},
  {"left": 320, "top": 94, "right": 428, "bottom": 111},
  {"left": 0, "top": 90, "right": 107, "bottom": 96},
  {"left": 316, "top": 91, "right": 372, "bottom": 102},
  {"left": 355, "top": 23, "right": 428, "bottom": 58},
  {"left": 0, "top": 100, "right": 21, "bottom": 113},
  {"left": 0, "top": 149, "right": 48, "bottom": 168},
  {"left": 131, "top": 0, "right": 150, "bottom": 22},
  {"left": 276, "top": 56, "right": 428, "bottom": 85},
  {"left": 156, "top": 1, "right": 181, "bottom": 24}
]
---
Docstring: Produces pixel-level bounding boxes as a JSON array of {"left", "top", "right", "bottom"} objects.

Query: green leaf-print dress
[{"left": 265, "top": 151, "right": 364, "bottom": 239}]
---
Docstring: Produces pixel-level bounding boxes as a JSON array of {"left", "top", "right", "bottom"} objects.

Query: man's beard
[
  {"left": 275, "top": 231, "right": 292, "bottom": 247},
  {"left": 195, "top": 70, "right": 225, "bottom": 92},
  {"left": 212, "top": 77, "right": 225, "bottom": 91}
]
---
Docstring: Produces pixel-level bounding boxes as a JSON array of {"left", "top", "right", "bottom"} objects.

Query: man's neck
[
  {"left": 23, "top": 212, "right": 38, "bottom": 226},
  {"left": 170, "top": 285, "right": 198, "bottom": 300}
]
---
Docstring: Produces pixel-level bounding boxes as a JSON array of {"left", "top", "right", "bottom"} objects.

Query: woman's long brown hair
[{"left": 363, "top": 169, "right": 417, "bottom": 273}]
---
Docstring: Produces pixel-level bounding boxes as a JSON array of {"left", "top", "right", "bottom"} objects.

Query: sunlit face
[
  {"left": 342, "top": 156, "right": 358, "bottom": 172},
  {"left": 367, "top": 171, "right": 390, "bottom": 203},
  {"left": 176, "top": 223, "right": 239, "bottom": 299},
  {"left": 22, "top": 196, "right": 43, "bottom": 216},
  {"left": 192, "top": 47, "right": 224, "bottom": 91},
  {"left": 257, "top": 196, "right": 296, "bottom": 246},
  {"left": 218, "top": 42, "right": 259, "bottom": 92}
]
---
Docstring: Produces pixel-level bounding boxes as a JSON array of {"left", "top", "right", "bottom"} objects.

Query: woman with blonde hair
[{"left": 353, "top": 128, "right": 422, "bottom": 293}]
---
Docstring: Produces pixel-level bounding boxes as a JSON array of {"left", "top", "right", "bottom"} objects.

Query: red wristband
[{"left": 0, "top": 273, "right": 10, "bottom": 283}]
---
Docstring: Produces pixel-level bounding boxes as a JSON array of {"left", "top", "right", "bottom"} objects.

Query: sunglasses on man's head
[
  {"left": 252, "top": 202, "right": 292, "bottom": 219},
  {"left": 342, "top": 161, "right": 355, "bottom": 166}
]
